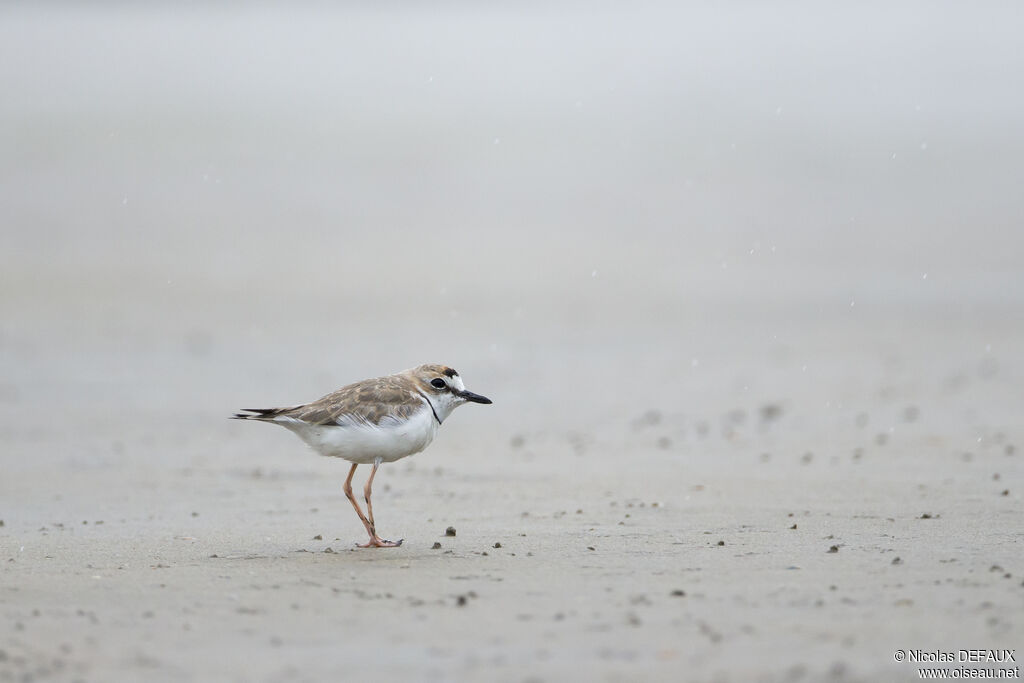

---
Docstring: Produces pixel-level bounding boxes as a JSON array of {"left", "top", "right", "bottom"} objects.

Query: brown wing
[{"left": 283, "top": 375, "right": 424, "bottom": 426}]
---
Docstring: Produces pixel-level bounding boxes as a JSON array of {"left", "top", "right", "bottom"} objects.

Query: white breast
[{"left": 276, "top": 404, "right": 439, "bottom": 464}]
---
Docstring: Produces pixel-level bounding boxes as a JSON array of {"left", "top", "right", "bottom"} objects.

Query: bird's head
[{"left": 411, "top": 364, "right": 492, "bottom": 423}]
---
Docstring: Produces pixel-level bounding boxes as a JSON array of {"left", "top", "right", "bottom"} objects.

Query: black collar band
[{"left": 416, "top": 390, "right": 442, "bottom": 425}]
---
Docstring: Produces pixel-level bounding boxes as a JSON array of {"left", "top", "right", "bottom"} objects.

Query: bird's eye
[{"left": 430, "top": 378, "right": 447, "bottom": 389}]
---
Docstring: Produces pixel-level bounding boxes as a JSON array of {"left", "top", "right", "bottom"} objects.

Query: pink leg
[
  {"left": 342, "top": 464, "right": 374, "bottom": 540},
  {"left": 342, "top": 461, "right": 401, "bottom": 548},
  {"left": 360, "top": 459, "right": 402, "bottom": 548}
]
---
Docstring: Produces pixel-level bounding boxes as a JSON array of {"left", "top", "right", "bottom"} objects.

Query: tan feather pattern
[
  {"left": 232, "top": 367, "right": 458, "bottom": 426},
  {"left": 289, "top": 375, "right": 426, "bottom": 426}
]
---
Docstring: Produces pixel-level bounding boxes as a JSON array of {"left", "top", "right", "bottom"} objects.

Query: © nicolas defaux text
[{"left": 906, "top": 650, "right": 1016, "bottom": 664}]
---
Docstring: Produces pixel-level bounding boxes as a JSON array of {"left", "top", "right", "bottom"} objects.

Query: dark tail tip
[{"left": 231, "top": 408, "right": 279, "bottom": 420}]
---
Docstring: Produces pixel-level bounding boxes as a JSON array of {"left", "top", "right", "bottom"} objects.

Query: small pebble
[
  {"left": 717, "top": 540, "right": 725, "bottom": 546},
  {"left": 790, "top": 524, "right": 798, "bottom": 530},
  {"left": 760, "top": 403, "right": 783, "bottom": 422},
  {"left": 313, "top": 534, "right": 322, "bottom": 540},
  {"left": 670, "top": 589, "right": 686, "bottom": 597},
  {"left": 445, "top": 526, "right": 457, "bottom": 537},
  {"left": 456, "top": 595, "right": 467, "bottom": 607},
  {"left": 493, "top": 542, "right": 502, "bottom": 549},
  {"left": 891, "top": 557, "right": 903, "bottom": 565},
  {"left": 827, "top": 545, "right": 840, "bottom": 553},
  {"left": 431, "top": 542, "right": 442, "bottom": 550}
]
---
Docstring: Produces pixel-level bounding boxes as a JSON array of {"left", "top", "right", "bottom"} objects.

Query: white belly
[{"left": 277, "top": 407, "right": 439, "bottom": 464}]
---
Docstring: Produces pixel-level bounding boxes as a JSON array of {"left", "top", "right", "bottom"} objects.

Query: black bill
[{"left": 457, "top": 389, "right": 492, "bottom": 404}]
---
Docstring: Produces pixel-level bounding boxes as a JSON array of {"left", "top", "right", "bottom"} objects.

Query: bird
[{"left": 231, "top": 364, "right": 491, "bottom": 548}]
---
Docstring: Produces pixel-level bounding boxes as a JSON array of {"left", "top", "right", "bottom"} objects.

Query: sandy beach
[{"left": 2, "top": 4, "right": 1022, "bottom": 682}]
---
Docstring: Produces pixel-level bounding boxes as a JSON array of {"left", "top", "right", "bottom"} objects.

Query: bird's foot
[{"left": 357, "top": 537, "right": 403, "bottom": 548}]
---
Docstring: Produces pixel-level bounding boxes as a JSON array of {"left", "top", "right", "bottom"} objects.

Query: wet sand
[{"left": 2, "top": 5, "right": 1023, "bottom": 682}]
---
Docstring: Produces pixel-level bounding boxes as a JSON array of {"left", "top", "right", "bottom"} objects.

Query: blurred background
[
  {"left": 3, "top": 5, "right": 1024, "bottom": 681},
  {"left": 2, "top": 1, "right": 1022, "bottom": 471}
]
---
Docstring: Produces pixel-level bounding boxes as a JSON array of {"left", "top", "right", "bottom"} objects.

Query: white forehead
[{"left": 450, "top": 374, "right": 466, "bottom": 392}]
